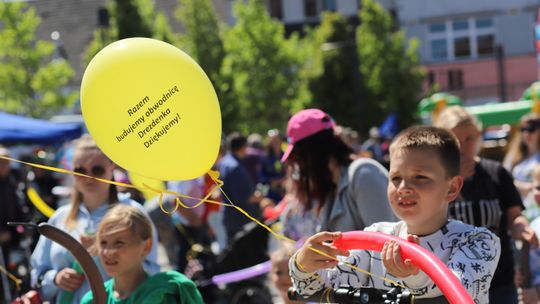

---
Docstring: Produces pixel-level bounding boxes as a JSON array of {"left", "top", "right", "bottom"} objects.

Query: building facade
[
  {"left": 396, "top": 0, "right": 539, "bottom": 104},
  {"left": 26, "top": 0, "right": 538, "bottom": 105}
]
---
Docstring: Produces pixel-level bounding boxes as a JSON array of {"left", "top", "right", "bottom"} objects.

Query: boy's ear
[{"left": 446, "top": 176, "right": 463, "bottom": 202}]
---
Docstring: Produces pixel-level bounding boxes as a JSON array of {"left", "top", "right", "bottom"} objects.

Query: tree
[
  {"left": 357, "top": 0, "right": 424, "bottom": 130},
  {"left": 0, "top": 1, "right": 77, "bottom": 118},
  {"left": 83, "top": 0, "right": 178, "bottom": 67},
  {"left": 175, "top": 0, "right": 226, "bottom": 114},
  {"left": 220, "top": 0, "right": 308, "bottom": 133},
  {"left": 176, "top": 0, "right": 224, "bottom": 84},
  {"left": 305, "top": 12, "right": 362, "bottom": 130}
]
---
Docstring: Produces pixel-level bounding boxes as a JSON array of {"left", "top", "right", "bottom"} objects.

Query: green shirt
[{"left": 81, "top": 271, "right": 203, "bottom": 304}]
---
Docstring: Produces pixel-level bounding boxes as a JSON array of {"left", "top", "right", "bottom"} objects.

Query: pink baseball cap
[{"left": 281, "top": 109, "right": 335, "bottom": 162}]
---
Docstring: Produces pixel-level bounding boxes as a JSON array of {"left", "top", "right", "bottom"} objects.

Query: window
[
  {"left": 322, "top": 0, "right": 336, "bottom": 11},
  {"left": 454, "top": 37, "right": 471, "bottom": 58},
  {"left": 268, "top": 0, "right": 283, "bottom": 19},
  {"left": 475, "top": 18, "right": 493, "bottom": 28},
  {"left": 428, "top": 17, "right": 494, "bottom": 61},
  {"left": 477, "top": 34, "right": 495, "bottom": 56},
  {"left": 448, "top": 69, "right": 464, "bottom": 90},
  {"left": 452, "top": 20, "right": 469, "bottom": 31},
  {"left": 427, "top": 71, "right": 435, "bottom": 87},
  {"left": 304, "top": 0, "right": 318, "bottom": 17},
  {"left": 429, "top": 23, "right": 445, "bottom": 33},
  {"left": 431, "top": 39, "right": 447, "bottom": 60}
]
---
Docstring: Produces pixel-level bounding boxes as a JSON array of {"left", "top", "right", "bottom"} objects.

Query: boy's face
[
  {"left": 388, "top": 148, "right": 462, "bottom": 235},
  {"left": 98, "top": 227, "right": 151, "bottom": 277}
]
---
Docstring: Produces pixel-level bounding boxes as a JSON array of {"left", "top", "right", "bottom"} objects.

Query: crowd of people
[{"left": 3, "top": 106, "right": 540, "bottom": 303}]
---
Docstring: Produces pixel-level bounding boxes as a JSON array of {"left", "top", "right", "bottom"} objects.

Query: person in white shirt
[{"left": 290, "top": 126, "right": 501, "bottom": 303}]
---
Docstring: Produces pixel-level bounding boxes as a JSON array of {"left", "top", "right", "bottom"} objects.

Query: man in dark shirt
[{"left": 218, "top": 133, "right": 262, "bottom": 240}]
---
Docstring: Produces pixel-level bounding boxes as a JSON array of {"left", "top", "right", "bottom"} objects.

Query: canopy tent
[
  {"left": 466, "top": 100, "right": 531, "bottom": 128},
  {"left": 417, "top": 90, "right": 536, "bottom": 128},
  {"left": 0, "top": 112, "right": 83, "bottom": 144}
]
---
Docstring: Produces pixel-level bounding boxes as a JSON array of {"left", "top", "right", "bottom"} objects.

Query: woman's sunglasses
[
  {"left": 520, "top": 126, "right": 537, "bottom": 133},
  {"left": 74, "top": 165, "right": 106, "bottom": 177}
]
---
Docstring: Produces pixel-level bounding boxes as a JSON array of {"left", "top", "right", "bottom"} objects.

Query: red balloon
[{"left": 333, "top": 231, "right": 474, "bottom": 304}]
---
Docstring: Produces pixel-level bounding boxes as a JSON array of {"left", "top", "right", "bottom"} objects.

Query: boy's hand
[
  {"left": 382, "top": 235, "right": 420, "bottom": 278},
  {"left": 295, "top": 231, "right": 349, "bottom": 273}
]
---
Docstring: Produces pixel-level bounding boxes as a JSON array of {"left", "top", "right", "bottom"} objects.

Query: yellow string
[
  {"left": 0, "top": 265, "right": 21, "bottom": 291},
  {"left": 0, "top": 154, "right": 406, "bottom": 289},
  {"left": 211, "top": 177, "right": 406, "bottom": 289},
  {"left": 323, "top": 287, "right": 332, "bottom": 303}
]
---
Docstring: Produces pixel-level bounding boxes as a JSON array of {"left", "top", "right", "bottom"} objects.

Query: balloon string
[
  {"left": 211, "top": 177, "right": 407, "bottom": 289},
  {"left": 0, "top": 265, "right": 21, "bottom": 291},
  {"left": 0, "top": 155, "right": 405, "bottom": 289}
]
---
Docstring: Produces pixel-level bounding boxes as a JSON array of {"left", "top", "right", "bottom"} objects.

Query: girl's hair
[
  {"left": 288, "top": 129, "right": 353, "bottom": 209},
  {"left": 65, "top": 134, "right": 118, "bottom": 230},
  {"left": 507, "top": 112, "right": 540, "bottom": 169},
  {"left": 97, "top": 204, "right": 153, "bottom": 243},
  {"left": 533, "top": 164, "right": 540, "bottom": 182},
  {"left": 434, "top": 105, "right": 481, "bottom": 131}
]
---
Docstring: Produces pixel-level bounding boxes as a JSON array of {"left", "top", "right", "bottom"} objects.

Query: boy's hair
[
  {"left": 97, "top": 204, "right": 153, "bottom": 243},
  {"left": 390, "top": 126, "right": 460, "bottom": 178}
]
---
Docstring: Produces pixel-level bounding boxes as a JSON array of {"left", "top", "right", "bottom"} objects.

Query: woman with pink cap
[{"left": 281, "top": 109, "right": 396, "bottom": 234}]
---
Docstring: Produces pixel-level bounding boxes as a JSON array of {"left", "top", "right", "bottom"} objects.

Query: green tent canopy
[
  {"left": 522, "top": 81, "right": 540, "bottom": 101},
  {"left": 466, "top": 100, "right": 531, "bottom": 128},
  {"left": 417, "top": 85, "right": 540, "bottom": 128},
  {"left": 417, "top": 92, "right": 462, "bottom": 115}
]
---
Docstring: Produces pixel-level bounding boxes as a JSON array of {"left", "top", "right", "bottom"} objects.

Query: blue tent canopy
[{"left": 0, "top": 112, "right": 83, "bottom": 144}]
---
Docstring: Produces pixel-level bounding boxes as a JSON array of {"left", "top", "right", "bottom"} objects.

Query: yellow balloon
[
  {"left": 127, "top": 171, "right": 165, "bottom": 201},
  {"left": 27, "top": 186, "right": 55, "bottom": 218},
  {"left": 81, "top": 38, "right": 221, "bottom": 181}
]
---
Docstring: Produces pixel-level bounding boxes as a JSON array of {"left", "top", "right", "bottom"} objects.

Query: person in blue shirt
[
  {"left": 218, "top": 132, "right": 262, "bottom": 240},
  {"left": 30, "top": 134, "right": 159, "bottom": 304}
]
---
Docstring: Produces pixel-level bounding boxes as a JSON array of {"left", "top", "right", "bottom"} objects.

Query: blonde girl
[
  {"left": 30, "top": 134, "right": 159, "bottom": 304},
  {"left": 81, "top": 204, "right": 203, "bottom": 303}
]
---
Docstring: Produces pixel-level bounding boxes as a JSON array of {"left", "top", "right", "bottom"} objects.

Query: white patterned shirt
[{"left": 289, "top": 220, "right": 500, "bottom": 303}]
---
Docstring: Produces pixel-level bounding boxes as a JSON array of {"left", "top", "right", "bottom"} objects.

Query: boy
[{"left": 290, "top": 126, "right": 501, "bottom": 302}]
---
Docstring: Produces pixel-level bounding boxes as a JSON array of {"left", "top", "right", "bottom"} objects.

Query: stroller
[{"left": 185, "top": 221, "right": 274, "bottom": 304}]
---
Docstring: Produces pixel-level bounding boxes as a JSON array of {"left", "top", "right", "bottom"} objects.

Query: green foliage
[
  {"left": 82, "top": 0, "right": 178, "bottom": 67},
  {"left": 305, "top": 12, "right": 362, "bottom": 130},
  {"left": 357, "top": 0, "right": 425, "bottom": 130},
  {"left": 0, "top": 2, "right": 77, "bottom": 118},
  {"left": 220, "top": 0, "right": 308, "bottom": 133},
  {"left": 175, "top": 0, "right": 224, "bottom": 96},
  {"left": 115, "top": 0, "right": 152, "bottom": 39}
]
